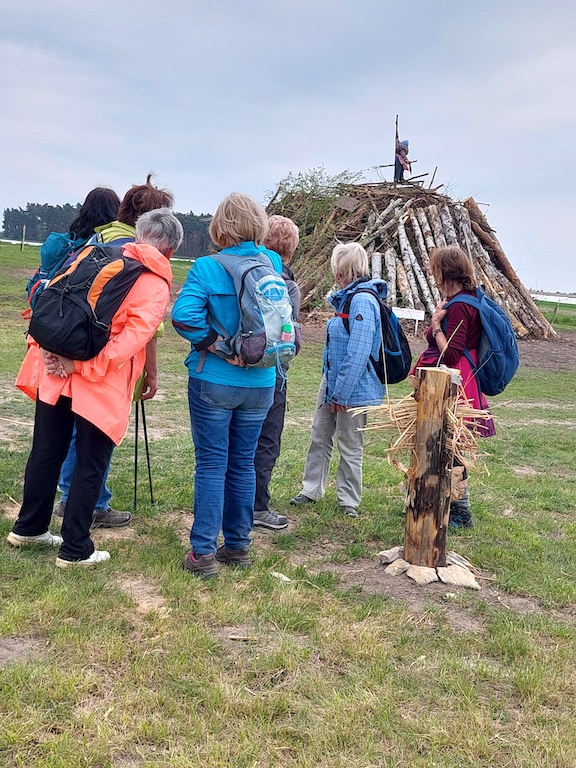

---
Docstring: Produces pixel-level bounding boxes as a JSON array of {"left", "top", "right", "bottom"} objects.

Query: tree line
[{"left": 2, "top": 203, "right": 212, "bottom": 259}]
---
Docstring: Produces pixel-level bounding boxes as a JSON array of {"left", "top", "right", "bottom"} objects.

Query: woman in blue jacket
[
  {"left": 291, "top": 243, "right": 386, "bottom": 517},
  {"left": 172, "top": 193, "right": 279, "bottom": 578}
]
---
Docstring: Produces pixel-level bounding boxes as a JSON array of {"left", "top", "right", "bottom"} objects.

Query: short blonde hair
[
  {"left": 209, "top": 193, "right": 269, "bottom": 249},
  {"left": 264, "top": 215, "right": 299, "bottom": 262},
  {"left": 331, "top": 242, "right": 369, "bottom": 284}
]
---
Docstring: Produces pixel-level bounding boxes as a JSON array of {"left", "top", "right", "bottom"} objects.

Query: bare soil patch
[
  {"left": 116, "top": 575, "right": 168, "bottom": 615},
  {"left": 0, "top": 636, "right": 46, "bottom": 668}
]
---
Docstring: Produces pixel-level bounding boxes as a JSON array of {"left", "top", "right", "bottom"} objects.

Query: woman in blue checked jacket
[{"left": 291, "top": 243, "right": 386, "bottom": 517}]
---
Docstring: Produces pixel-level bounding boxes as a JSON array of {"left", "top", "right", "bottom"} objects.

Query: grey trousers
[{"left": 300, "top": 377, "right": 367, "bottom": 509}]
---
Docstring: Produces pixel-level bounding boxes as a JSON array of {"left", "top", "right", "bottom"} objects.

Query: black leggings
[{"left": 13, "top": 396, "right": 114, "bottom": 560}]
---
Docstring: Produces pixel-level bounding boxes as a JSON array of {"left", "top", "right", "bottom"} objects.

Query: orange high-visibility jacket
[{"left": 16, "top": 243, "right": 172, "bottom": 445}]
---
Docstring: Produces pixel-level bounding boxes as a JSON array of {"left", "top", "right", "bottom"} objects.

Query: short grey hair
[
  {"left": 135, "top": 208, "right": 183, "bottom": 256},
  {"left": 330, "top": 242, "right": 369, "bottom": 284}
]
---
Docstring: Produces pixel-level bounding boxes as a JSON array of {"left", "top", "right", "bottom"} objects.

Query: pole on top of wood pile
[{"left": 403, "top": 367, "right": 459, "bottom": 568}]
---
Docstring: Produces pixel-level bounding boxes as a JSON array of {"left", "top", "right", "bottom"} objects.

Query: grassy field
[
  {"left": 534, "top": 299, "right": 576, "bottom": 331},
  {"left": 1, "top": 242, "right": 576, "bottom": 767}
]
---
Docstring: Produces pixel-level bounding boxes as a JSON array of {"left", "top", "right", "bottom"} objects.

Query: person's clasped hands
[
  {"left": 41, "top": 349, "right": 74, "bottom": 378},
  {"left": 207, "top": 336, "right": 247, "bottom": 367}
]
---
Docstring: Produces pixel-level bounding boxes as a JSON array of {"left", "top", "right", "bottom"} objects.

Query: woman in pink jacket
[{"left": 7, "top": 209, "right": 183, "bottom": 567}]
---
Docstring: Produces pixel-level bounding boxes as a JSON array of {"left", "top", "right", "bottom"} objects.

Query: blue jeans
[
  {"left": 59, "top": 427, "right": 113, "bottom": 512},
  {"left": 188, "top": 377, "right": 274, "bottom": 555}
]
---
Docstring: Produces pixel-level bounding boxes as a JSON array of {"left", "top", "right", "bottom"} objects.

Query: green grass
[
  {"left": 534, "top": 299, "right": 576, "bottom": 330},
  {"left": 1, "top": 242, "right": 576, "bottom": 767}
]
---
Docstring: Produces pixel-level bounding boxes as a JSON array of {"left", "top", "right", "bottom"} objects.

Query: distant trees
[
  {"left": 173, "top": 212, "right": 213, "bottom": 258},
  {"left": 2, "top": 204, "right": 213, "bottom": 259},
  {"left": 3, "top": 203, "right": 80, "bottom": 242}
]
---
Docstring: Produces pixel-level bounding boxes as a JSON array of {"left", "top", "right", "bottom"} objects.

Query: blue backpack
[
  {"left": 444, "top": 287, "right": 519, "bottom": 396},
  {"left": 26, "top": 231, "right": 87, "bottom": 309},
  {"left": 208, "top": 251, "right": 298, "bottom": 369}
]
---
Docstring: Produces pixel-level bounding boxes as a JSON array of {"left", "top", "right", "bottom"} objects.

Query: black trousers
[
  {"left": 13, "top": 396, "right": 114, "bottom": 561},
  {"left": 254, "top": 377, "right": 287, "bottom": 512}
]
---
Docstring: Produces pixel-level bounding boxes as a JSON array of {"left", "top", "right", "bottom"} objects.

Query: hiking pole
[
  {"left": 140, "top": 400, "right": 155, "bottom": 505},
  {"left": 133, "top": 400, "right": 139, "bottom": 511},
  {"left": 140, "top": 399, "right": 155, "bottom": 505}
]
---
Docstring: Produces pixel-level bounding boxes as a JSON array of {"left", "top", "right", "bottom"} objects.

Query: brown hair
[
  {"left": 429, "top": 245, "right": 476, "bottom": 293},
  {"left": 264, "top": 215, "right": 299, "bottom": 262},
  {"left": 117, "top": 174, "right": 174, "bottom": 226}
]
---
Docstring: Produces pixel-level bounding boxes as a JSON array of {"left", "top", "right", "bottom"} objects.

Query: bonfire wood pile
[{"left": 268, "top": 182, "right": 555, "bottom": 339}]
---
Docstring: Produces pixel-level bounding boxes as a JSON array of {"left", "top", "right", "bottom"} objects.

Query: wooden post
[
  {"left": 20, "top": 224, "right": 26, "bottom": 251},
  {"left": 403, "top": 367, "right": 459, "bottom": 567}
]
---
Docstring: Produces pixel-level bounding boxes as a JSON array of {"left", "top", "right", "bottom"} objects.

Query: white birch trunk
[
  {"left": 395, "top": 259, "right": 414, "bottom": 308},
  {"left": 372, "top": 251, "right": 382, "bottom": 279},
  {"left": 384, "top": 247, "right": 397, "bottom": 305},
  {"left": 397, "top": 218, "right": 435, "bottom": 313},
  {"left": 416, "top": 207, "right": 437, "bottom": 251},
  {"left": 408, "top": 208, "right": 441, "bottom": 303},
  {"left": 439, "top": 204, "right": 458, "bottom": 244},
  {"left": 427, "top": 205, "right": 447, "bottom": 248}
]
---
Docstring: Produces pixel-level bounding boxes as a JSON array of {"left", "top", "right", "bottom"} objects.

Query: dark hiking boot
[
  {"left": 215, "top": 545, "right": 251, "bottom": 568},
  {"left": 56, "top": 502, "right": 131, "bottom": 529},
  {"left": 290, "top": 494, "right": 315, "bottom": 506},
  {"left": 449, "top": 491, "right": 473, "bottom": 528},
  {"left": 182, "top": 551, "right": 218, "bottom": 579},
  {"left": 91, "top": 507, "right": 131, "bottom": 529}
]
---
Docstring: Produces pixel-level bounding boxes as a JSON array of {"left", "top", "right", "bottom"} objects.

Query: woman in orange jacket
[{"left": 7, "top": 209, "right": 183, "bottom": 567}]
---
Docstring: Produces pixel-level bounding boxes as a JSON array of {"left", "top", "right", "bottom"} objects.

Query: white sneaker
[
  {"left": 7, "top": 531, "right": 63, "bottom": 548},
  {"left": 55, "top": 550, "right": 110, "bottom": 569}
]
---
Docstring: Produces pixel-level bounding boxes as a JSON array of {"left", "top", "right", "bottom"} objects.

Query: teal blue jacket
[{"left": 171, "top": 242, "right": 282, "bottom": 387}]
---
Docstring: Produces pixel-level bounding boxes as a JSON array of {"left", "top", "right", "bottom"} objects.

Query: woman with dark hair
[
  {"left": 68, "top": 187, "right": 121, "bottom": 239},
  {"left": 55, "top": 175, "right": 175, "bottom": 528},
  {"left": 412, "top": 245, "right": 495, "bottom": 528}
]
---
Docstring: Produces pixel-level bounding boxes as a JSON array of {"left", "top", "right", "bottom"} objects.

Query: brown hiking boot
[
  {"left": 56, "top": 502, "right": 131, "bottom": 529},
  {"left": 215, "top": 545, "right": 251, "bottom": 568},
  {"left": 182, "top": 551, "right": 218, "bottom": 579}
]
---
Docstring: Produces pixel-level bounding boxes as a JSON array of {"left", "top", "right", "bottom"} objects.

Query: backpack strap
[{"left": 441, "top": 292, "right": 482, "bottom": 397}]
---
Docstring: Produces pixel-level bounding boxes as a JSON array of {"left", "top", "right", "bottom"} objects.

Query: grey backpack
[{"left": 210, "top": 251, "right": 297, "bottom": 369}]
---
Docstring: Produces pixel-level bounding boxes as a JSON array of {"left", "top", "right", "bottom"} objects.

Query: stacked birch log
[{"left": 268, "top": 182, "right": 555, "bottom": 339}]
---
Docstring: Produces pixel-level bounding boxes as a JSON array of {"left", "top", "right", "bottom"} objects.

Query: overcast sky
[{"left": 1, "top": 0, "right": 574, "bottom": 291}]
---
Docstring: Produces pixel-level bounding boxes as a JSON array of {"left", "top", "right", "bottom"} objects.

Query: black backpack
[
  {"left": 339, "top": 286, "right": 412, "bottom": 385},
  {"left": 28, "top": 244, "right": 145, "bottom": 361}
]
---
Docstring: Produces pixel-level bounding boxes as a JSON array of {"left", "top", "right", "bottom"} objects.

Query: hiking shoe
[
  {"left": 215, "top": 545, "right": 251, "bottom": 568},
  {"left": 340, "top": 506, "right": 359, "bottom": 518},
  {"left": 182, "top": 551, "right": 218, "bottom": 579},
  {"left": 290, "top": 494, "right": 315, "bottom": 506},
  {"left": 91, "top": 507, "right": 131, "bottom": 529},
  {"left": 7, "top": 530, "right": 63, "bottom": 548},
  {"left": 253, "top": 509, "right": 289, "bottom": 530},
  {"left": 449, "top": 502, "right": 473, "bottom": 528},
  {"left": 54, "top": 501, "right": 66, "bottom": 518},
  {"left": 448, "top": 512, "right": 474, "bottom": 529},
  {"left": 55, "top": 550, "right": 111, "bottom": 568}
]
